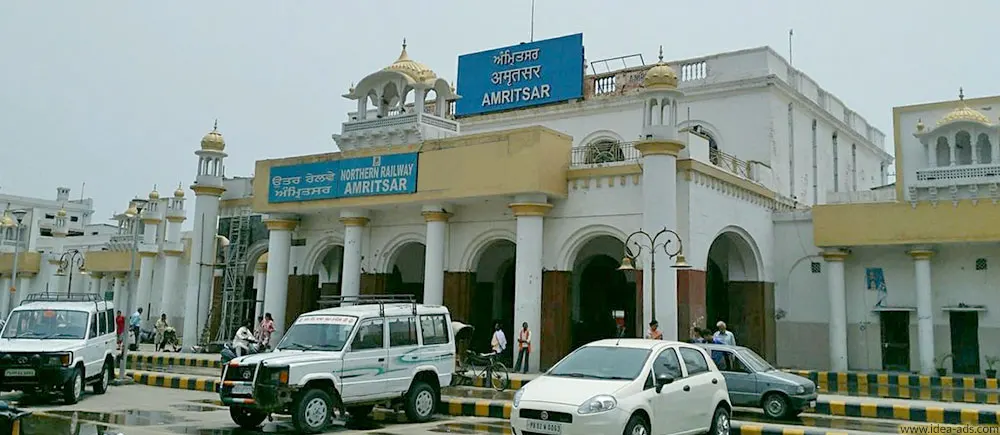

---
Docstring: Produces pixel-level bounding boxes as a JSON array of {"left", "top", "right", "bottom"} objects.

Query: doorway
[
  {"left": 878, "top": 311, "right": 910, "bottom": 372},
  {"left": 949, "top": 312, "right": 981, "bottom": 375}
]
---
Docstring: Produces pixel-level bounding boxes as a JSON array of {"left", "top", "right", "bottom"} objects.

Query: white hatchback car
[{"left": 510, "top": 339, "right": 732, "bottom": 435}]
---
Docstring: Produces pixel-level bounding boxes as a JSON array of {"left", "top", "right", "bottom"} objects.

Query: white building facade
[{"left": 180, "top": 38, "right": 891, "bottom": 371}]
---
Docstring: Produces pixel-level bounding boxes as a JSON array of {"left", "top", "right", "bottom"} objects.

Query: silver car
[{"left": 698, "top": 344, "right": 817, "bottom": 419}]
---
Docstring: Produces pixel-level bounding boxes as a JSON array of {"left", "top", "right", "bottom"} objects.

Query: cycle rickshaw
[{"left": 451, "top": 321, "right": 510, "bottom": 391}]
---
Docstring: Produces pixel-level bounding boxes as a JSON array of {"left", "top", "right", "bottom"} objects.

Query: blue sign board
[
  {"left": 454, "top": 33, "right": 584, "bottom": 116},
  {"left": 268, "top": 152, "right": 418, "bottom": 203}
]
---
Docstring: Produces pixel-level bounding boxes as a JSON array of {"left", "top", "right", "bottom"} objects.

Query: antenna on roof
[
  {"left": 788, "top": 29, "right": 794, "bottom": 66},
  {"left": 529, "top": 0, "right": 536, "bottom": 42}
]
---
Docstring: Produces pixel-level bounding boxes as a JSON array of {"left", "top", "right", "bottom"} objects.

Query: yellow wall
[
  {"left": 84, "top": 251, "right": 135, "bottom": 273},
  {"left": 0, "top": 252, "right": 41, "bottom": 274},
  {"left": 252, "top": 126, "right": 572, "bottom": 214},
  {"left": 813, "top": 201, "right": 1000, "bottom": 247}
]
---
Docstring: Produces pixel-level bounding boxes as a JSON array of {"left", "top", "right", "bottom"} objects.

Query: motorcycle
[{"left": 220, "top": 338, "right": 263, "bottom": 374}]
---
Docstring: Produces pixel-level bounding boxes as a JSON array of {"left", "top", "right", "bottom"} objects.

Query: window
[
  {"left": 70, "top": 216, "right": 79, "bottom": 222},
  {"left": 388, "top": 317, "right": 418, "bottom": 347},
  {"left": 89, "top": 313, "right": 98, "bottom": 339},
  {"left": 350, "top": 319, "right": 384, "bottom": 351},
  {"left": 976, "top": 258, "right": 988, "bottom": 271},
  {"left": 851, "top": 143, "right": 857, "bottom": 190},
  {"left": 788, "top": 103, "right": 795, "bottom": 196},
  {"left": 548, "top": 346, "right": 650, "bottom": 380},
  {"left": 711, "top": 350, "right": 749, "bottom": 373},
  {"left": 679, "top": 347, "right": 710, "bottom": 375},
  {"left": 420, "top": 314, "right": 450, "bottom": 345},
  {"left": 105, "top": 309, "right": 114, "bottom": 335},
  {"left": 811, "top": 120, "right": 818, "bottom": 204},
  {"left": 583, "top": 140, "right": 625, "bottom": 164},
  {"left": 832, "top": 133, "right": 839, "bottom": 192},
  {"left": 810, "top": 262, "right": 822, "bottom": 273},
  {"left": 652, "top": 348, "right": 682, "bottom": 378},
  {"left": 98, "top": 310, "right": 108, "bottom": 335}
]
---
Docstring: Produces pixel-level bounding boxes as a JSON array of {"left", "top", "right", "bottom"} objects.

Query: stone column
[
  {"left": 113, "top": 273, "right": 127, "bottom": 312},
  {"left": 908, "top": 247, "right": 936, "bottom": 375},
  {"left": 135, "top": 252, "right": 157, "bottom": 323},
  {"left": 510, "top": 199, "right": 551, "bottom": 373},
  {"left": 635, "top": 139, "right": 685, "bottom": 340},
  {"left": 263, "top": 215, "right": 298, "bottom": 341},
  {"left": 340, "top": 212, "right": 369, "bottom": 301},
  {"left": 100, "top": 274, "right": 113, "bottom": 300},
  {"left": 89, "top": 273, "right": 104, "bottom": 297},
  {"left": 160, "top": 249, "right": 183, "bottom": 323},
  {"left": 0, "top": 275, "right": 9, "bottom": 315},
  {"left": 823, "top": 249, "right": 849, "bottom": 372},
  {"left": 254, "top": 261, "right": 267, "bottom": 318},
  {"left": 422, "top": 206, "right": 450, "bottom": 306}
]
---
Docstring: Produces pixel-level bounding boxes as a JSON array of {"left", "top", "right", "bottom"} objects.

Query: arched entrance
[
  {"left": 571, "top": 235, "right": 633, "bottom": 350},
  {"left": 387, "top": 242, "right": 425, "bottom": 301},
  {"left": 316, "top": 245, "right": 345, "bottom": 297},
  {"left": 472, "top": 240, "right": 516, "bottom": 362},
  {"left": 705, "top": 229, "right": 772, "bottom": 359}
]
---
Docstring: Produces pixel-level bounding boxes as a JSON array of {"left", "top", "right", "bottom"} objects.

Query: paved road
[{"left": 7, "top": 385, "right": 509, "bottom": 435}]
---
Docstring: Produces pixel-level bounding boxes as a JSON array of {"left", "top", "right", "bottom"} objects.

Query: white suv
[
  {"left": 0, "top": 293, "right": 118, "bottom": 404},
  {"left": 220, "top": 296, "right": 455, "bottom": 434},
  {"left": 511, "top": 339, "right": 732, "bottom": 435}
]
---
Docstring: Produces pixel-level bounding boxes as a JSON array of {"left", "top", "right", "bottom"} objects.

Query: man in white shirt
[
  {"left": 490, "top": 322, "right": 507, "bottom": 355},
  {"left": 232, "top": 319, "right": 257, "bottom": 356},
  {"left": 713, "top": 321, "right": 736, "bottom": 345}
]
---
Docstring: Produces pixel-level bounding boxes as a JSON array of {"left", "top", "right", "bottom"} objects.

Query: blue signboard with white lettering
[
  {"left": 268, "top": 152, "right": 418, "bottom": 203},
  {"left": 454, "top": 33, "right": 584, "bottom": 117}
]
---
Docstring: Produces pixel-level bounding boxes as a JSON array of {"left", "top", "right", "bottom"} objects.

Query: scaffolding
[{"left": 216, "top": 207, "right": 255, "bottom": 342}]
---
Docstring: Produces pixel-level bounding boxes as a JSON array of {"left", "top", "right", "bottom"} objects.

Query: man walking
[
  {"left": 129, "top": 308, "right": 143, "bottom": 351},
  {"left": 514, "top": 322, "right": 531, "bottom": 373},
  {"left": 714, "top": 321, "right": 736, "bottom": 345}
]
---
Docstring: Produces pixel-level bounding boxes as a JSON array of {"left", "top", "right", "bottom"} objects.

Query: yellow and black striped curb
[
  {"left": 127, "top": 353, "right": 222, "bottom": 370},
  {"left": 730, "top": 423, "right": 859, "bottom": 435},
  {"left": 127, "top": 371, "right": 220, "bottom": 393},
  {"left": 786, "top": 370, "right": 999, "bottom": 391},
  {"left": 815, "top": 399, "right": 1000, "bottom": 425},
  {"left": 470, "top": 376, "right": 529, "bottom": 390}
]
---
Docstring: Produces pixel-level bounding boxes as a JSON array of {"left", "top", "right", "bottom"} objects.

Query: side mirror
[{"left": 654, "top": 373, "right": 674, "bottom": 393}]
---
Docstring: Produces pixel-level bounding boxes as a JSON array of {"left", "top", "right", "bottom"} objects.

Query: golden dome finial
[
  {"left": 174, "top": 183, "right": 185, "bottom": 198},
  {"left": 148, "top": 185, "right": 160, "bottom": 200},
  {"left": 959, "top": 87, "right": 965, "bottom": 101},
  {"left": 937, "top": 88, "right": 992, "bottom": 126},
  {"left": 349, "top": 82, "right": 355, "bottom": 93},
  {"left": 56, "top": 207, "right": 67, "bottom": 218},
  {"left": 200, "top": 120, "right": 225, "bottom": 151},
  {"left": 384, "top": 38, "right": 437, "bottom": 82},
  {"left": 643, "top": 45, "right": 678, "bottom": 91}
]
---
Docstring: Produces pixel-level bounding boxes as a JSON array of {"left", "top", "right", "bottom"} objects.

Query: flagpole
[
  {"left": 530, "top": 0, "right": 535, "bottom": 42},
  {"left": 788, "top": 29, "right": 794, "bottom": 66}
]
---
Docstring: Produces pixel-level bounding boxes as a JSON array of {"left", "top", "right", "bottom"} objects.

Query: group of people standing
[{"left": 645, "top": 319, "right": 737, "bottom": 346}]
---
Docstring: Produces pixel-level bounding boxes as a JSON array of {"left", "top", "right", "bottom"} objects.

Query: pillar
[
  {"left": 509, "top": 199, "right": 551, "bottom": 373},
  {"left": 263, "top": 215, "right": 297, "bottom": 342},
  {"left": 254, "top": 261, "right": 267, "bottom": 318},
  {"left": 100, "top": 274, "right": 113, "bottom": 300},
  {"left": 135, "top": 252, "right": 157, "bottom": 323},
  {"left": 340, "top": 212, "right": 369, "bottom": 300},
  {"left": 0, "top": 275, "right": 9, "bottom": 316},
  {"left": 160, "top": 249, "right": 183, "bottom": 322},
  {"left": 909, "top": 247, "right": 935, "bottom": 375},
  {"left": 635, "top": 139, "right": 684, "bottom": 340},
  {"left": 89, "top": 273, "right": 103, "bottom": 298},
  {"left": 421, "top": 206, "right": 450, "bottom": 306},
  {"left": 113, "top": 274, "right": 127, "bottom": 312},
  {"left": 181, "top": 184, "right": 224, "bottom": 349},
  {"left": 823, "top": 249, "right": 849, "bottom": 372}
]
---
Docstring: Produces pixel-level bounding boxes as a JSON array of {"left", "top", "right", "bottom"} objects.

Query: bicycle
[{"left": 457, "top": 349, "right": 510, "bottom": 391}]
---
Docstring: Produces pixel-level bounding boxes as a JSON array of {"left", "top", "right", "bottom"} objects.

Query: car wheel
[
  {"left": 93, "top": 360, "right": 111, "bottom": 394},
  {"left": 229, "top": 406, "right": 267, "bottom": 429},
  {"left": 709, "top": 406, "right": 731, "bottom": 435},
  {"left": 292, "top": 388, "right": 333, "bottom": 434},
  {"left": 347, "top": 405, "right": 374, "bottom": 420},
  {"left": 762, "top": 393, "right": 789, "bottom": 419},
  {"left": 623, "top": 414, "right": 650, "bottom": 435},
  {"left": 403, "top": 381, "right": 436, "bottom": 423},
  {"left": 62, "top": 367, "right": 84, "bottom": 404}
]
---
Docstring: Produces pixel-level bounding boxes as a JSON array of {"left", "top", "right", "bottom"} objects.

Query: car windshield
[
  {"left": 276, "top": 315, "right": 357, "bottom": 352},
  {"left": 737, "top": 348, "right": 774, "bottom": 372},
  {"left": 2, "top": 309, "right": 90, "bottom": 340},
  {"left": 547, "top": 346, "right": 651, "bottom": 380}
]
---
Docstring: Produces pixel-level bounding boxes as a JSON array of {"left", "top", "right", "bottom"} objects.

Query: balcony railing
[
  {"left": 570, "top": 141, "right": 641, "bottom": 168},
  {"left": 826, "top": 189, "right": 897, "bottom": 204},
  {"left": 709, "top": 148, "right": 751, "bottom": 179},
  {"left": 915, "top": 163, "right": 1000, "bottom": 182}
]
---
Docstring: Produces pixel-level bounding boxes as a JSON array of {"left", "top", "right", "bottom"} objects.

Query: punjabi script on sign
[{"left": 481, "top": 47, "right": 550, "bottom": 108}]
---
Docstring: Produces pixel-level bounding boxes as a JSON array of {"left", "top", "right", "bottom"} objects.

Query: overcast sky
[{"left": 1, "top": 0, "right": 996, "bottom": 227}]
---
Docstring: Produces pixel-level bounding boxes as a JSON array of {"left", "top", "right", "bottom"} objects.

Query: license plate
[
  {"left": 527, "top": 421, "right": 562, "bottom": 434},
  {"left": 231, "top": 384, "right": 253, "bottom": 395},
  {"left": 5, "top": 369, "right": 34, "bottom": 377},
  {"left": 809, "top": 400, "right": 816, "bottom": 408}
]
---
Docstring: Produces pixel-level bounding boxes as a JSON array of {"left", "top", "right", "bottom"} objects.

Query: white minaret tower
[
  {"left": 635, "top": 46, "right": 686, "bottom": 340},
  {"left": 160, "top": 184, "right": 187, "bottom": 328},
  {"left": 182, "top": 122, "right": 227, "bottom": 349},
  {"left": 135, "top": 187, "right": 163, "bottom": 324},
  {"left": 48, "top": 207, "right": 70, "bottom": 291}
]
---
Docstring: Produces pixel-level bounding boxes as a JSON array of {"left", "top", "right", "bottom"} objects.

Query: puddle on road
[
  {"left": 18, "top": 413, "right": 122, "bottom": 435},
  {"left": 427, "top": 421, "right": 511, "bottom": 434},
  {"left": 194, "top": 399, "right": 226, "bottom": 407},
  {"left": 164, "top": 418, "right": 386, "bottom": 434},
  {"left": 172, "top": 404, "right": 226, "bottom": 412},
  {"left": 42, "top": 409, "right": 190, "bottom": 426}
]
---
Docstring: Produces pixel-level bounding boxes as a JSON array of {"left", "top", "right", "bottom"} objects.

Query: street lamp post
[
  {"left": 617, "top": 227, "right": 691, "bottom": 328},
  {"left": 56, "top": 249, "right": 86, "bottom": 295},
  {"left": 116, "top": 199, "right": 146, "bottom": 384},
  {"left": 1, "top": 206, "right": 28, "bottom": 317}
]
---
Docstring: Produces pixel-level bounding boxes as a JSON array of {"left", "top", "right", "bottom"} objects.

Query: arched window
[
  {"left": 936, "top": 136, "right": 950, "bottom": 167},
  {"left": 955, "top": 131, "right": 972, "bottom": 165},
  {"left": 692, "top": 125, "right": 720, "bottom": 164},
  {"left": 976, "top": 133, "right": 992, "bottom": 164},
  {"left": 584, "top": 140, "right": 625, "bottom": 164}
]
